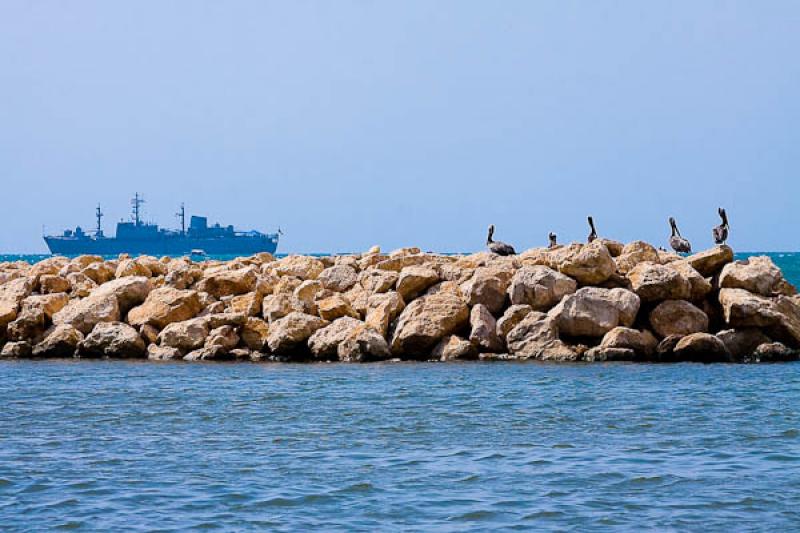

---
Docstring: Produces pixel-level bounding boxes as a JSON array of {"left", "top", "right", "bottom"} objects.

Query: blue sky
[{"left": 1, "top": 1, "right": 798, "bottom": 253}]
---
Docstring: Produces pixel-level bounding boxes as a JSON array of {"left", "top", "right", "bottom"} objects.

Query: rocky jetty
[{"left": 1, "top": 242, "right": 799, "bottom": 363}]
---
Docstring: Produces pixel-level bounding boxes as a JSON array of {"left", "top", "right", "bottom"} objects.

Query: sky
[{"left": 1, "top": 1, "right": 799, "bottom": 254}]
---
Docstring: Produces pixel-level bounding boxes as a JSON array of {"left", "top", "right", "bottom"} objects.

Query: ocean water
[
  {"left": 1, "top": 361, "right": 800, "bottom": 531},
  {"left": 1, "top": 251, "right": 800, "bottom": 530}
]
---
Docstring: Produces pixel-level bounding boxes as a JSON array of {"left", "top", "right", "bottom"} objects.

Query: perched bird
[
  {"left": 587, "top": 216, "right": 598, "bottom": 243},
  {"left": 668, "top": 217, "right": 692, "bottom": 253},
  {"left": 712, "top": 208, "right": 729, "bottom": 245},
  {"left": 548, "top": 232, "right": 558, "bottom": 249},
  {"left": 486, "top": 224, "right": 516, "bottom": 256}
]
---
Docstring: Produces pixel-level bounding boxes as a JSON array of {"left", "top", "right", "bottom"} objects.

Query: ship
[{"left": 43, "top": 194, "right": 280, "bottom": 256}]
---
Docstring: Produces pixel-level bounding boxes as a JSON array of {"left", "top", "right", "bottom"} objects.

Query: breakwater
[{"left": 1, "top": 241, "right": 799, "bottom": 363}]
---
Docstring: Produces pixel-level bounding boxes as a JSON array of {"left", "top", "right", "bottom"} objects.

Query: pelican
[
  {"left": 587, "top": 216, "right": 598, "bottom": 243},
  {"left": 668, "top": 217, "right": 691, "bottom": 253},
  {"left": 487, "top": 224, "right": 516, "bottom": 256},
  {"left": 548, "top": 232, "right": 558, "bottom": 249},
  {"left": 712, "top": 208, "right": 729, "bottom": 245}
]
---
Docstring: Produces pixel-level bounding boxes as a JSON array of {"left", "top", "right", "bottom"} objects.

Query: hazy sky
[{"left": 1, "top": 1, "right": 799, "bottom": 254}]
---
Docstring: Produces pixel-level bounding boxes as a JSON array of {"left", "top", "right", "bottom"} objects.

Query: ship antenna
[
  {"left": 95, "top": 203, "right": 104, "bottom": 235},
  {"left": 176, "top": 203, "right": 185, "bottom": 235},
  {"left": 131, "top": 193, "right": 145, "bottom": 226}
]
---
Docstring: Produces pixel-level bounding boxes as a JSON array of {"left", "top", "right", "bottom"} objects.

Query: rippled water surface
[{"left": 2, "top": 361, "right": 800, "bottom": 531}]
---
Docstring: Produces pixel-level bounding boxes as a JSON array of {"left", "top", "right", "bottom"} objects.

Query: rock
[
  {"left": 7, "top": 309, "right": 45, "bottom": 342},
  {"left": 308, "top": 316, "right": 362, "bottom": 359},
  {"left": 228, "top": 291, "right": 262, "bottom": 317},
  {"left": 627, "top": 262, "right": 691, "bottom": 302},
  {"left": 673, "top": 333, "right": 732, "bottom": 362},
  {"left": 469, "top": 304, "right": 503, "bottom": 353},
  {"left": 506, "top": 311, "right": 579, "bottom": 361},
  {"left": 432, "top": 335, "right": 477, "bottom": 361},
  {"left": 81, "top": 262, "right": 116, "bottom": 284},
  {"left": 655, "top": 335, "right": 683, "bottom": 362},
  {"left": 317, "top": 265, "right": 358, "bottom": 292},
  {"left": 292, "top": 280, "right": 324, "bottom": 315},
  {"left": 358, "top": 269, "right": 398, "bottom": 294},
  {"left": 158, "top": 317, "right": 209, "bottom": 353},
  {"left": 127, "top": 287, "right": 203, "bottom": 328},
  {"left": 687, "top": 245, "right": 734, "bottom": 277},
  {"left": 649, "top": 300, "right": 709, "bottom": 338},
  {"left": 669, "top": 261, "right": 713, "bottom": 302},
  {"left": 584, "top": 346, "right": 636, "bottom": 362},
  {"left": 115, "top": 258, "right": 152, "bottom": 278},
  {"left": 344, "top": 285, "right": 369, "bottom": 318},
  {"left": 90, "top": 276, "right": 152, "bottom": 313},
  {"left": 267, "top": 312, "right": 328, "bottom": 354},
  {"left": 31, "top": 325, "right": 83, "bottom": 358},
  {"left": 337, "top": 324, "right": 391, "bottom": 362},
  {"left": 615, "top": 241, "right": 660, "bottom": 275},
  {"left": 462, "top": 264, "right": 515, "bottom": 314},
  {"left": 0, "top": 277, "right": 34, "bottom": 329},
  {"left": 52, "top": 294, "right": 121, "bottom": 335},
  {"left": 375, "top": 254, "right": 431, "bottom": 272},
  {"left": 147, "top": 344, "right": 183, "bottom": 361},
  {"left": 753, "top": 342, "right": 798, "bottom": 362},
  {"left": 396, "top": 266, "right": 439, "bottom": 301},
  {"left": 600, "top": 327, "right": 658, "bottom": 358},
  {"left": 80, "top": 322, "right": 146, "bottom": 358},
  {"left": 596, "top": 239, "right": 624, "bottom": 257},
  {"left": 496, "top": 304, "right": 533, "bottom": 339},
  {"left": 272, "top": 276, "right": 302, "bottom": 295},
  {"left": 719, "top": 256, "right": 794, "bottom": 296},
  {"left": 196, "top": 267, "right": 258, "bottom": 298},
  {"left": 0, "top": 341, "right": 31, "bottom": 358},
  {"left": 556, "top": 241, "right": 615, "bottom": 284},
  {"left": 183, "top": 345, "right": 232, "bottom": 361},
  {"left": 508, "top": 266, "right": 576, "bottom": 311},
  {"left": 364, "top": 292, "right": 405, "bottom": 337},
  {"left": 717, "top": 289, "right": 800, "bottom": 346},
  {"left": 140, "top": 323, "right": 159, "bottom": 344},
  {"left": 716, "top": 328, "right": 772, "bottom": 360},
  {"left": 39, "top": 275, "right": 71, "bottom": 294},
  {"left": 317, "top": 294, "right": 359, "bottom": 321},
  {"left": 549, "top": 287, "right": 640, "bottom": 338},
  {"left": 205, "top": 312, "right": 247, "bottom": 329},
  {"left": 240, "top": 317, "right": 270, "bottom": 351},
  {"left": 66, "top": 272, "right": 97, "bottom": 298},
  {"left": 136, "top": 256, "right": 167, "bottom": 276},
  {"left": 273, "top": 256, "right": 325, "bottom": 280},
  {"left": 165, "top": 263, "right": 202, "bottom": 289},
  {"left": 204, "top": 325, "right": 239, "bottom": 352},
  {"left": 390, "top": 292, "right": 470, "bottom": 356},
  {"left": 262, "top": 293, "right": 298, "bottom": 323},
  {"left": 21, "top": 293, "right": 69, "bottom": 319}
]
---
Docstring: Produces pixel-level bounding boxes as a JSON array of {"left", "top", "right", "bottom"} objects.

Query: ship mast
[
  {"left": 131, "top": 193, "right": 144, "bottom": 226},
  {"left": 95, "top": 203, "right": 104, "bottom": 236},
  {"left": 176, "top": 203, "right": 185, "bottom": 235}
]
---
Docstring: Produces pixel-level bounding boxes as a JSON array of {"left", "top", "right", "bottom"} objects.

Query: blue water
[
  {"left": 1, "top": 361, "right": 800, "bottom": 531},
  {"left": 2, "top": 251, "right": 800, "bottom": 530}
]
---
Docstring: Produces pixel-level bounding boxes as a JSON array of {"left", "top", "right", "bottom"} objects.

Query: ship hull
[{"left": 44, "top": 235, "right": 278, "bottom": 256}]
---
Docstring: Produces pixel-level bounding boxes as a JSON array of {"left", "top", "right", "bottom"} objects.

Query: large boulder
[
  {"left": 308, "top": 317, "right": 363, "bottom": 359},
  {"left": 115, "top": 258, "right": 152, "bottom": 278},
  {"left": 469, "top": 304, "right": 503, "bottom": 353},
  {"left": 508, "top": 266, "right": 577, "bottom": 310},
  {"left": 0, "top": 277, "right": 34, "bottom": 329},
  {"left": 317, "top": 294, "right": 359, "bottom": 321},
  {"left": 127, "top": 287, "right": 203, "bottom": 328},
  {"left": 1, "top": 341, "right": 31, "bottom": 358},
  {"left": 556, "top": 241, "right": 615, "bottom": 285},
  {"left": 496, "top": 304, "right": 533, "bottom": 339},
  {"left": 229, "top": 292, "right": 262, "bottom": 317},
  {"left": 390, "top": 292, "right": 470, "bottom": 356},
  {"left": 273, "top": 256, "right": 325, "bottom": 280},
  {"left": 196, "top": 267, "right": 258, "bottom": 298},
  {"left": 600, "top": 327, "right": 658, "bottom": 358},
  {"left": 627, "top": 262, "right": 691, "bottom": 302},
  {"left": 673, "top": 333, "right": 732, "bottom": 362},
  {"left": 240, "top": 317, "right": 270, "bottom": 351},
  {"left": 39, "top": 275, "right": 71, "bottom": 294},
  {"left": 52, "top": 294, "right": 121, "bottom": 335},
  {"left": 649, "top": 300, "right": 709, "bottom": 338},
  {"left": 364, "top": 292, "right": 405, "bottom": 337},
  {"left": 718, "top": 289, "right": 800, "bottom": 346},
  {"left": 337, "top": 324, "right": 391, "bottom": 362},
  {"left": 157, "top": 317, "right": 210, "bottom": 353},
  {"left": 90, "top": 276, "right": 152, "bottom": 313},
  {"left": 548, "top": 287, "right": 640, "bottom": 338},
  {"left": 669, "top": 261, "right": 713, "bottom": 302},
  {"left": 432, "top": 335, "right": 478, "bottom": 361},
  {"left": 719, "top": 256, "right": 795, "bottom": 296},
  {"left": 147, "top": 344, "right": 183, "bottom": 361},
  {"left": 31, "top": 325, "right": 83, "bottom": 358},
  {"left": 21, "top": 293, "right": 69, "bottom": 320},
  {"left": 204, "top": 325, "right": 240, "bottom": 352},
  {"left": 506, "top": 311, "right": 579, "bottom": 361},
  {"left": 262, "top": 293, "right": 298, "bottom": 323},
  {"left": 358, "top": 269, "right": 398, "bottom": 294},
  {"left": 687, "top": 245, "right": 734, "bottom": 277},
  {"left": 267, "top": 312, "right": 328, "bottom": 354},
  {"left": 615, "top": 241, "right": 660, "bottom": 275},
  {"left": 81, "top": 262, "right": 116, "bottom": 285},
  {"left": 6, "top": 309, "right": 46, "bottom": 342},
  {"left": 396, "top": 266, "right": 439, "bottom": 301},
  {"left": 461, "top": 264, "right": 515, "bottom": 314},
  {"left": 80, "top": 322, "right": 146, "bottom": 358},
  {"left": 716, "top": 328, "right": 772, "bottom": 360},
  {"left": 317, "top": 265, "right": 358, "bottom": 292}
]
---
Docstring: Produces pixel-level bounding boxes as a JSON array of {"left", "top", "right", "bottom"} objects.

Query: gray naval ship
[{"left": 44, "top": 194, "right": 279, "bottom": 256}]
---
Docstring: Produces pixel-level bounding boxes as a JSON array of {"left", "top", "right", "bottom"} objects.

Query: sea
[{"left": 1, "top": 252, "right": 800, "bottom": 531}]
